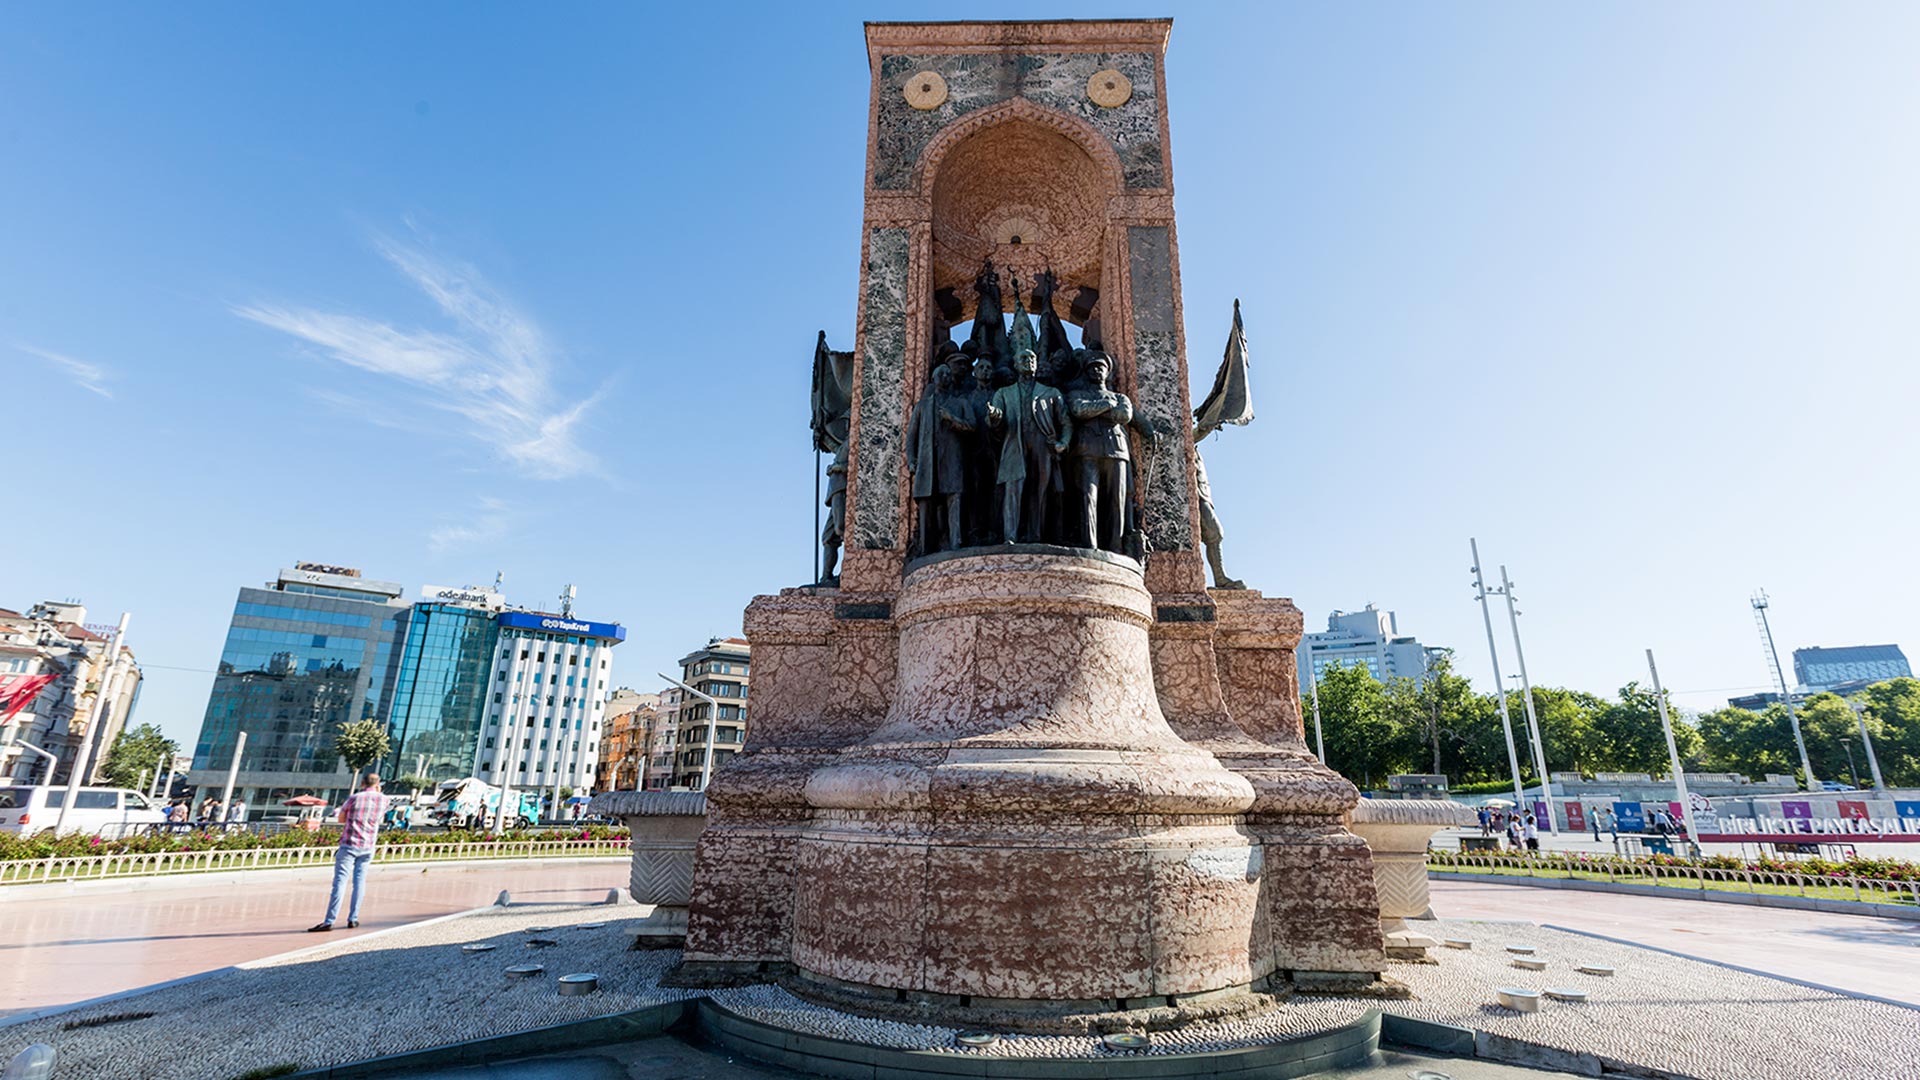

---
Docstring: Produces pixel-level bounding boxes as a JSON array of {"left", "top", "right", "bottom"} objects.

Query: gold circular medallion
[
  {"left": 1088, "top": 69, "right": 1131, "bottom": 108},
  {"left": 903, "top": 70, "right": 948, "bottom": 111}
]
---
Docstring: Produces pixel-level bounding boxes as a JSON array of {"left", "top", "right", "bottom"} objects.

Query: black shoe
[
  {"left": 347, "top": 920, "right": 359, "bottom": 928},
  {"left": 307, "top": 923, "right": 333, "bottom": 933}
]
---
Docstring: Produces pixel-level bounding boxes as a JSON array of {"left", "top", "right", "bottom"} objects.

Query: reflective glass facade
[
  {"left": 192, "top": 584, "right": 409, "bottom": 777},
  {"left": 385, "top": 603, "right": 499, "bottom": 782}
]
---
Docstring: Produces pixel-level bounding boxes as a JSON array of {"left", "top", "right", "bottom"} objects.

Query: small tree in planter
[{"left": 334, "top": 719, "right": 391, "bottom": 785}]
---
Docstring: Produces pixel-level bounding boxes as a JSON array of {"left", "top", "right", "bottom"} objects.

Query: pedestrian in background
[
  {"left": 1588, "top": 806, "right": 1602, "bottom": 842},
  {"left": 1505, "top": 815, "right": 1522, "bottom": 850},
  {"left": 1523, "top": 812, "right": 1540, "bottom": 851},
  {"left": 1477, "top": 806, "right": 1491, "bottom": 835},
  {"left": 309, "top": 773, "right": 384, "bottom": 932}
]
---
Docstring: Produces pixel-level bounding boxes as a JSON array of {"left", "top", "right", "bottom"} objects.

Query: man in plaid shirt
[{"left": 310, "top": 773, "right": 384, "bottom": 931}]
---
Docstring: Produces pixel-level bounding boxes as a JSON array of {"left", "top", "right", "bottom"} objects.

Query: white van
[{"left": 0, "top": 786, "right": 170, "bottom": 838}]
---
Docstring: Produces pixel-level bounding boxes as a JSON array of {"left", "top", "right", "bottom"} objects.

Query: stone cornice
[{"left": 865, "top": 19, "right": 1172, "bottom": 63}]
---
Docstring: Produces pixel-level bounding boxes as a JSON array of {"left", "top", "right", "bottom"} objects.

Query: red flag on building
[{"left": 0, "top": 674, "right": 57, "bottom": 722}]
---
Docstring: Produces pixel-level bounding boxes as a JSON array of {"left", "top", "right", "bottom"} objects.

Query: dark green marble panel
[
  {"left": 854, "top": 227, "right": 912, "bottom": 550},
  {"left": 873, "top": 53, "right": 1162, "bottom": 190}
]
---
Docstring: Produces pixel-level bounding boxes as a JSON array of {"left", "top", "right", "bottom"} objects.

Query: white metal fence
[
  {"left": 1428, "top": 851, "right": 1920, "bottom": 907},
  {"left": 0, "top": 839, "right": 630, "bottom": 886}
]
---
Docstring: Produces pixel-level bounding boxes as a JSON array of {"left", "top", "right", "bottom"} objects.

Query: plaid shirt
[{"left": 337, "top": 789, "right": 384, "bottom": 851}]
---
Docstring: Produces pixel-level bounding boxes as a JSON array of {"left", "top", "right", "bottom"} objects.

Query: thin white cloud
[
  {"left": 18, "top": 344, "right": 113, "bottom": 398},
  {"left": 234, "top": 236, "right": 603, "bottom": 479},
  {"left": 429, "top": 496, "right": 510, "bottom": 554}
]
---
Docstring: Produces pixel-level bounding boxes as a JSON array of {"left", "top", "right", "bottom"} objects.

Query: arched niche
[{"left": 918, "top": 99, "right": 1125, "bottom": 328}]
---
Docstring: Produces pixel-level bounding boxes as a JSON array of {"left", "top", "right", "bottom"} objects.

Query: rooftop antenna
[
  {"left": 493, "top": 570, "right": 505, "bottom": 594},
  {"left": 560, "top": 584, "right": 577, "bottom": 618}
]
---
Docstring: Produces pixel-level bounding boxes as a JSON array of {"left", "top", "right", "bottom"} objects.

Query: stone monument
[{"left": 679, "top": 19, "right": 1386, "bottom": 1028}]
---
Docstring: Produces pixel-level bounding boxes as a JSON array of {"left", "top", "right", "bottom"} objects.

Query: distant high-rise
[
  {"left": 189, "top": 564, "right": 410, "bottom": 803},
  {"left": 191, "top": 568, "right": 626, "bottom": 811},
  {"left": 1295, "top": 604, "right": 1441, "bottom": 692},
  {"left": 1793, "top": 644, "right": 1910, "bottom": 692},
  {"left": 665, "top": 637, "right": 750, "bottom": 790}
]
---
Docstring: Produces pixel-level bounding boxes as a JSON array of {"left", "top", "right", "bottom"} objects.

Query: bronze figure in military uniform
[{"left": 985, "top": 349, "right": 1070, "bottom": 544}]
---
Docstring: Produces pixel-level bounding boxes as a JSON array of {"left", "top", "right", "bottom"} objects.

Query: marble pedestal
[
  {"left": 589, "top": 790, "right": 708, "bottom": 946},
  {"left": 1349, "top": 798, "right": 1478, "bottom": 959},
  {"left": 791, "top": 553, "right": 1260, "bottom": 1009}
]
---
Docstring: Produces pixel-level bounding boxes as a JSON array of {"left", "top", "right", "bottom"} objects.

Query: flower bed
[{"left": 0, "top": 824, "right": 629, "bottom": 863}]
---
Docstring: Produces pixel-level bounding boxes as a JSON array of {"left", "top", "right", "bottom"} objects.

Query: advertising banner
[
  {"left": 1565, "top": 801, "right": 1587, "bottom": 832},
  {"left": 1613, "top": 801, "right": 1645, "bottom": 832},
  {"left": 1532, "top": 800, "right": 1551, "bottom": 827},
  {"left": 1837, "top": 800, "right": 1869, "bottom": 821},
  {"left": 1896, "top": 801, "right": 1920, "bottom": 820},
  {"left": 1781, "top": 801, "right": 1813, "bottom": 819}
]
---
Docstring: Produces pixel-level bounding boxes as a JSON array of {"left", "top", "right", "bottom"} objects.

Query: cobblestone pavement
[{"left": 5, "top": 905, "right": 1918, "bottom": 1080}]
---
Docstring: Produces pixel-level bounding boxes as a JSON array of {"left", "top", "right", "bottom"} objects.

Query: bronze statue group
[
  {"left": 812, "top": 259, "right": 1253, "bottom": 588},
  {"left": 909, "top": 261, "right": 1162, "bottom": 562}
]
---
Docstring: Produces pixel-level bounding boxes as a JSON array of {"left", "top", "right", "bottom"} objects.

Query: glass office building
[
  {"left": 188, "top": 565, "right": 410, "bottom": 803},
  {"left": 384, "top": 602, "right": 500, "bottom": 783}
]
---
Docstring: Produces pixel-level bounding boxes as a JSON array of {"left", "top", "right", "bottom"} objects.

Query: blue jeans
[{"left": 323, "top": 847, "right": 372, "bottom": 925}]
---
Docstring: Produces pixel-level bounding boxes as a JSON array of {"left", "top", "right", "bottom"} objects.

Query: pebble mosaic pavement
[{"left": 5, "top": 906, "right": 1917, "bottom": 1080}]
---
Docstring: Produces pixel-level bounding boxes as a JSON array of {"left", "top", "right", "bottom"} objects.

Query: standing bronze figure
[
  {"left": 906, "top": 366, "right": 975, "bottom": 555},
  {"left": 985, "top": 349, "right": 1071, "bottom": 544},
  {"left": 811, "top": 331, "right": 855, "bottom": 584},
  {"left": 1066, "top": 355, "right": 1135, "bottom": 554}
]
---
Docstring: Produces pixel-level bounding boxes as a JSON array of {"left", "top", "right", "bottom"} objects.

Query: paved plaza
[
  {"left": 3, "top": 873, "right": 1917, "bottom": 1080},
  {"left": 0, "top": 858, "right": 627, "bottom": 1016}
]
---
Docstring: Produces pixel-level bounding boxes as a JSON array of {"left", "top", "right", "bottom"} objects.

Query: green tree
[
  {"left": 1592, "top": 681, "right": 1699, "bottom": 774},
  {"left": 334, "top": 719, "right": 391, "bottom": 780},
  {"left": 395, "top": 773, "right": 434, "bottom": 794},
  {"left": 1529, "top": 687, "right": 1606, "bottom": 775},
  {"left": 1697, "top": 705, "right": 1795, "bottom": 780},
  {"left": 1860, "top": 677, "right": 1920, "bottom": 787},
  {"left": 1316, "top": 663, "right": 1401, "bottom": 789},
  {"left": 1384, "top": 650, "right": 1482, "bottom": 777},
  {"left": 1798, "top": 693, "right": 1876, "bottom": 788},
  {"left": 98, "top": 723, "right": 178, "bottom": 791}
]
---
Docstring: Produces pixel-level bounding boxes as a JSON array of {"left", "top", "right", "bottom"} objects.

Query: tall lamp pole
[
  {"left": 1304, "top": 664, "right": 1326, "bottom": 762},
  {"left": 1645, "top": 649, "right": 1700, "bottom": 856},
  {"left": 659, "top": 673, "right": 721, "bottom": 792},
  {"left": 1847, "top": 699, "right": 1887, "bottom": 793},
  {"left": 55, "top": 613, "right": 130, "bottom": 834},
  {"left": 1752, "top": 591, "right": 1815, "bottom": 789},
  {"left": 1470, "top": 540, "right": 1529, "bottom": 821},
  {"left": 1499, "top": 566, "right": 1555, "bottom": 832}
]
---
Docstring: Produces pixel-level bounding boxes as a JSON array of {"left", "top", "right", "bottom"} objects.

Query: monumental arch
[{"left": 680, "top": 19, "right": 1386, "bottom": 1027}]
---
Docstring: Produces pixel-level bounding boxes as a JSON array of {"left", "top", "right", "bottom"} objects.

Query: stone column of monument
[{"left": 681, "top": 18, "right": 1386, "bottom": 1015}]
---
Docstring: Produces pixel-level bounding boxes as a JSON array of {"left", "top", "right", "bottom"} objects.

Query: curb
[
  {"left": 1430, "top": 869, "right": 1920, "bottom": 921},
  {"left": 0, "top": 854, "right": 628, "bottom": 902}
]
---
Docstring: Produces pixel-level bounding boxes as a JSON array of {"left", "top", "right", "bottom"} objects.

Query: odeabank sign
[{"left": 496, "top": 611, "right": 627, "bottom": 643}]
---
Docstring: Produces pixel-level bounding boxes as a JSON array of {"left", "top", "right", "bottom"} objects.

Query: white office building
[
  {"left": 1296, "top": 604, "right": 1439, "bottom": 692},
  {"left": 480, "top": 610, "right": 626, "bottom": 802}
]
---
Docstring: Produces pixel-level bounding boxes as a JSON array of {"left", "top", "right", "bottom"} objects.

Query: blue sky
[{"left": 4, "top": 3, "right": 1917, "bottom": 751}]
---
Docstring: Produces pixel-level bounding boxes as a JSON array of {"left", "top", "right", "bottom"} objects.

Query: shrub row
[
  {"left": 0, "top": 825, "right": 629, "bottom": 862},
  {"left": 1427, "top": 846, "right": 1920, "bottom": 882}
]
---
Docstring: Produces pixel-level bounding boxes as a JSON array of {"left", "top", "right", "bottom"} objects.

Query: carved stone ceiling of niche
[{"left": 929, "top": 121, "right": 1108, "bottom": 318}]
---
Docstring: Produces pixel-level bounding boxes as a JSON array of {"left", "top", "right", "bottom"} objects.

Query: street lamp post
[
  {"left": 659, "top": 672, "right": 721, "bottom": 792},
  {"left": 1847, "top": 699, "right": 1888, "bottom": 793},
  {"left": 1470, "top": 540, "right": 1529, "bottom": 822},
  {"left": 1644, "top": 649, "right": 1701, "bottom": 857},
  {"left": 1499, "top": 567, "right": 1555, "bottom": 833}
]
